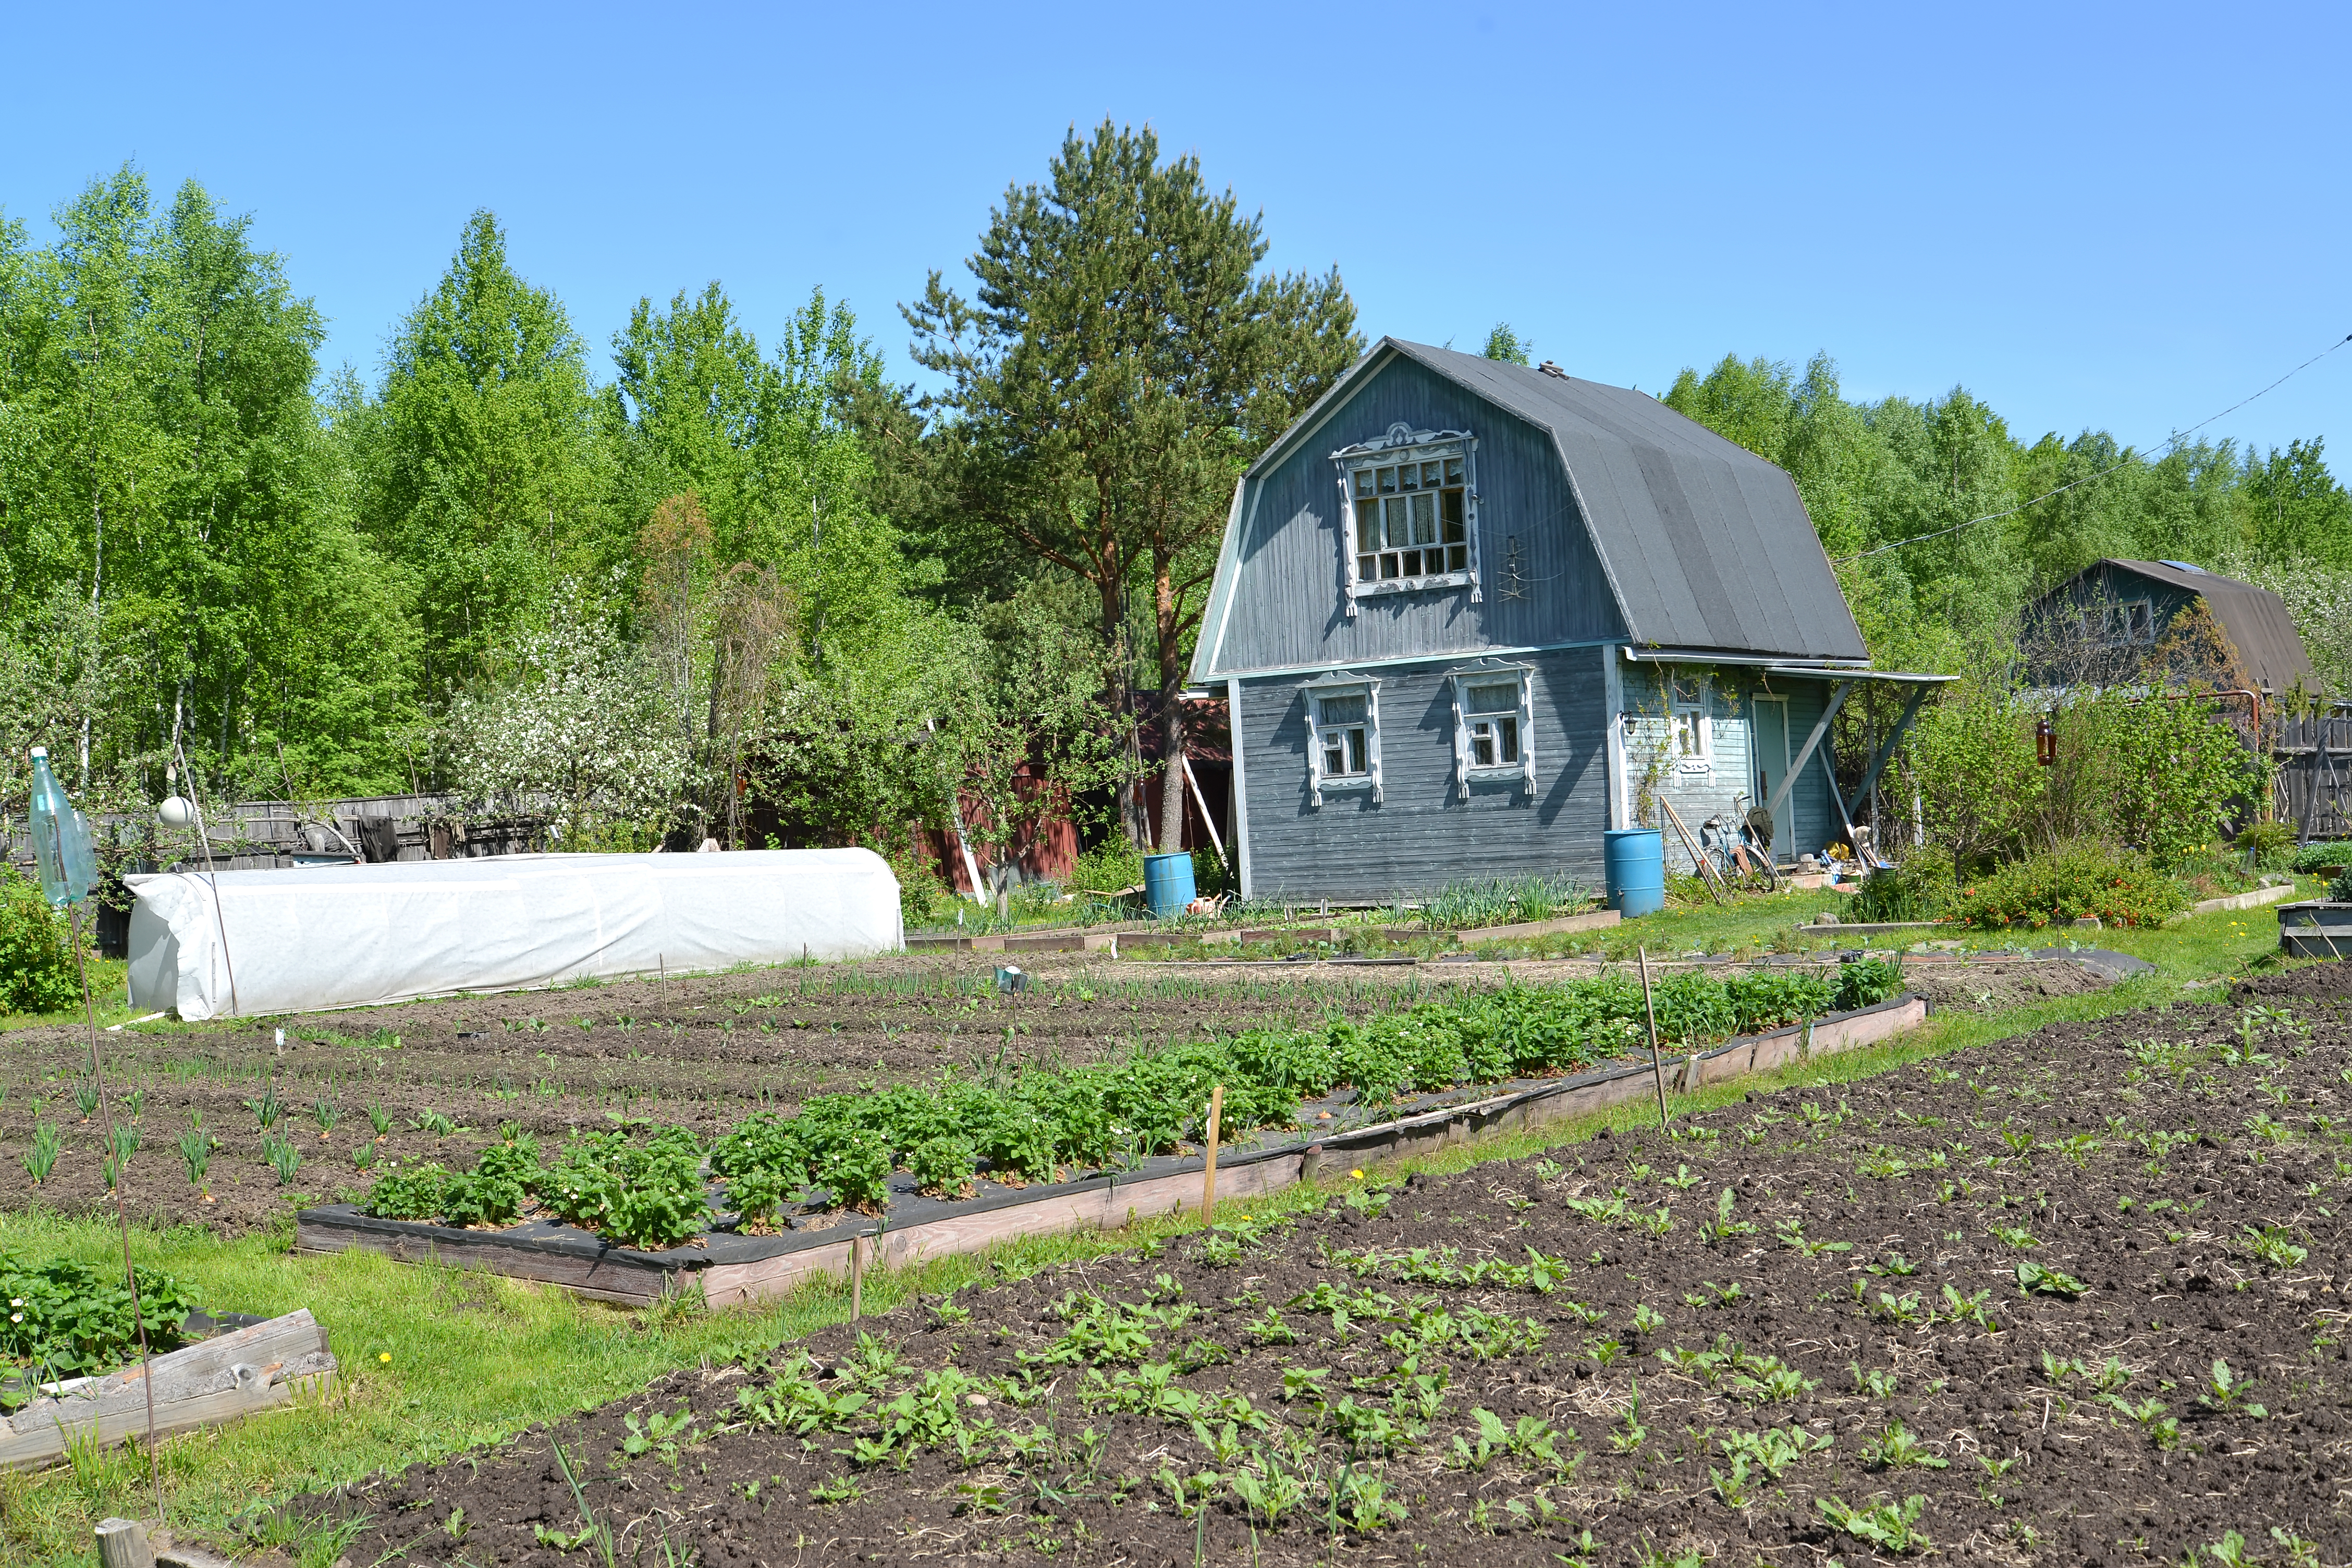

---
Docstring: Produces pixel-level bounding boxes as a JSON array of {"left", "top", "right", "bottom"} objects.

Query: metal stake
[
  {"left": 73, "top": 908, "right": 163, "bottom": 1523},
  {"left": 1638, "top": 945, "right": 1669, "bottom": 1128}
]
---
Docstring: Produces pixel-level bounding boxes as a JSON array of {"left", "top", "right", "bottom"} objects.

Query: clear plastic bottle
[{"left": 27, "top": 745, "right": 96, "bottom": 909}]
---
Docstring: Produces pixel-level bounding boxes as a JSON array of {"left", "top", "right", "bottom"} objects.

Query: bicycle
[{"left": 1699, "top": 792, "right": 1780, "bottom": 892}]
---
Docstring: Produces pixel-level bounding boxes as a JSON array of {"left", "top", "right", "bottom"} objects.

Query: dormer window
[
  {"left": 1329, "top": 424, "right": 1481, "bottom": 616},
  {"left": 1352, "top": 457, "right": 1467, "bottom": 581}
]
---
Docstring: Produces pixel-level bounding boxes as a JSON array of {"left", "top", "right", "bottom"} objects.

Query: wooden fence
[{"left": 2278, "top": 706, "right": 2352, "bottom": 841}]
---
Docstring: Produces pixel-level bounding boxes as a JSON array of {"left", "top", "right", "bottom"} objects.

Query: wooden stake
[
  {"left": 849, "top": 1234, "right": 863, "bottom": 1320},
  {"left": 95, "top": 1518, "right": 153, "bottom": 1568},
  {"left": 1658, "top": 798, "right": 1727, "bottom": 904},
  {"left": 1638, "top": 946, "right": 1669, "bottom": 1128},
  {"left": 1202, "top": 1084, "right": 1224, "bottom": 1225}
]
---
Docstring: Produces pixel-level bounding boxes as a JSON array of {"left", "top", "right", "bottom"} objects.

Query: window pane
[
  {"left": 1354, "top": 468, "right": 1375, "bottom": 497},
  {"left": 1397, "top": 463, "right": 1418, "bottom": 491},
  {"left": 1324, "top": 739, "right": 1343, "bottom": 775},
  {"left": 1346, "top": 728, "right": 1367, "bottom": 775},
  {"left": 1378, "top": 466, "right": 1397, "bottom": 494},
  {"left": 1320, "top": 693, "right": 1365, "bottom": 727},
  {"left": 1472, "top": 726, "right": 1494, "bottom": 767},
  {"left": 1381, "top": 552, "right": 1400, "bottom": 579},
  {"left": 1445, "top": 456, "right": 1464, "bottom": 485},
  {"left": 1420, "top": 461, "right": 1441, "bottom": 487},
  {"left": 1383, "top": 495, "right": 1408, "bottom": 547},
  {"left": 1448, "top": 544, "right": 1467, "bottom": 571},
  {"left": 1466, "top": 681, "right": 1517, "bottom": 714},
  {"left": 1499, "top": 716, "right": 1519, "bottom": 763},
  {"left": 1355, "top": 499, "right": 1380, "bottom": 552},
  {"left": 1357, "top": 553, "right": 1377, "bottom": 580},
  {"left": 1441, "top": 489, "right": 1464, "bottom": 536},
  {"left": 1411, "top": 491, "right": 1437, "bottom": 543}
]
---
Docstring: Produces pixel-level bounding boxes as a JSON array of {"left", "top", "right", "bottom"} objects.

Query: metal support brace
[
  {"left": 1764, "top": 680, "right": 1854, "bottom": 831},
  {"left": 1842, "top": 684, "right": 1930, "bottom": 826},
  {"left": 1822, "top": 744, "right": 1859, "bottom": 842}
]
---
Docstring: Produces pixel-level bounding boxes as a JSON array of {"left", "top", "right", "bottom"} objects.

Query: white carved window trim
[
  {"left": 1669, "top": 703, "right": 1713, "bottom": 775},
  {"left": 1448, "top": 661, "right": 1536, "bottom": 796},
  {"left": 1328, "top": 423, "right": 1482, "bottom": 618},
  {"left": 1303, "top": 671, "right": 1382, "bottom": 807}
]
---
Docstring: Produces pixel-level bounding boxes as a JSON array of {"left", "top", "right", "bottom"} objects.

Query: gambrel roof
[
  {"left": 1195, "top": 337, "right": 1868, "bottom": 678},
  {"left": 2036, "top": 558, "right": 2320, "bottom": 695}
]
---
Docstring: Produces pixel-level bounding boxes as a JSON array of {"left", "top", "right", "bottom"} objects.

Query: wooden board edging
[{"left": 1, "top": 1310, "right": 335, "bottom": 1471}]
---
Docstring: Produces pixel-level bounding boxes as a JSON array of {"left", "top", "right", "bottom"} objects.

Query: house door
[{"left": 1751, "top": 697, "right": 1793, "bottom": 855}]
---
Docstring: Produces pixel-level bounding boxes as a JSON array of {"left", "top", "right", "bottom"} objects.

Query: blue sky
[{"left": 8, "top": 2, "right": 2348, "bottom": 459}]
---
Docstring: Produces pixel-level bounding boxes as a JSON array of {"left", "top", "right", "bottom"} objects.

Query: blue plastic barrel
[
  {"left": 1142, "top": 851, "right": 1197, "bottom": 917},
  {"left": 1603, "top": 828, "right": 1665, "bottom": 917}
]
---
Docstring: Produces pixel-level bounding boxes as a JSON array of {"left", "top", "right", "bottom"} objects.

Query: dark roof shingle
[{"left": 1271, "top": 339, "right": 1868, "bottom": 662}]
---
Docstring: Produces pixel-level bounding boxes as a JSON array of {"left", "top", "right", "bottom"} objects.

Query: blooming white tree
[{"left": 446, "top": 575, "right": 687, "bottom": 844}]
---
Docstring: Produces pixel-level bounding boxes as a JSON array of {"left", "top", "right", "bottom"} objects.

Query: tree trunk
[{"left": 1153, "top": 553, "right": 1186, "bottom": 861}]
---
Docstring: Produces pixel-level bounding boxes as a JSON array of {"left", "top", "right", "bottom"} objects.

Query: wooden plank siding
[
  {"left": 1202, "top": 356, "right": 1624, "bottom": 679},
  {"left": 1235, "top": 646, "right": 1612, "bottom": 902},
  {"left": 1611, "top": 664, "right": 1842, "bottom": 876}
]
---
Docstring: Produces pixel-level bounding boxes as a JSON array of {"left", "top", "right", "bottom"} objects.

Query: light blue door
[{"left": 1750, "top": 697, "right": 1792, "bottom": 855}]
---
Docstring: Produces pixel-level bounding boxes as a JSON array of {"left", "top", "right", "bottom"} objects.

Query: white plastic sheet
[{"left": 126, "top": 849, "right": 902, "bottom": 1020}]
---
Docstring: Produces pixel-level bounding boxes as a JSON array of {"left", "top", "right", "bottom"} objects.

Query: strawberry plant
[
  {"left": 1, "top": 1248, "right": 202, "bottom": 1403},
  {"left": 364, "top": 1161, "right": 451, "bottom": 1221},
  {"left": 535, "top": 1125, "right": 707, "bottom": 1248},
  {"left": 908, "top": 1135, "right": 976, "bottom": 1199}
]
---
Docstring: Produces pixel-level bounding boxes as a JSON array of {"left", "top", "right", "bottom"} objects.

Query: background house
[
  {"left": 2022, "top": 557, "right": 2347, "bottom": 839},
  {"left": 2024, "top": 558, "right": 2321, "bottom": 697},
  {"left": 1188, "top": 338, "right": 1945, "bottom": 902}
]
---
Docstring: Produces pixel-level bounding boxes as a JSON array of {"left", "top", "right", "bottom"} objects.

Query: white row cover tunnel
[{"left": 126, "top": 850, "right": 904, "bottom": 1020}]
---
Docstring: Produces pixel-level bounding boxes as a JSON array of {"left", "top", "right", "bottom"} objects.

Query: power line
[{"left": 1832, "top": 330, "right": 2352, "bottom": 564}]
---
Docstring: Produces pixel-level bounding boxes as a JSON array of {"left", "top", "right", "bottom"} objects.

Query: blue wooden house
[{"left": 1187, "top": 338, "right": 1944, "bottom": 902}]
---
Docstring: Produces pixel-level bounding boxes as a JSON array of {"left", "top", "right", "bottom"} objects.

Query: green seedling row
[{"left": 360, "top": 961, "right": 1906, "bottom": 1246}]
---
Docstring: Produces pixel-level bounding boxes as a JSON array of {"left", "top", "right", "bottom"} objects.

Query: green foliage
[
  {"left": 2331, "top": 866, "right": 2352, "bottom": 902},
  {"left": 1481, "top": 323, "right": 1532, "bottom": 365},
  {"left": 1423, "top": 874, "right": 1582, "bottom": 930},
  {"left": 2292, "top": 840, "right": 2352, "bottom": 875},
  {"left": 1953, "top": 841, "right": 2187, "bottom": 929},
  {"left": 0, "top": 870, "right": 77, "bottom": 1015},
  {"left": 695, "top": 962, "right": 1910, "bottom": 1224},
  {"left": 1070, "top": 838, "right": 1145, "bottom": 896},
  {"left": 906, "top": 119, "right": 1360, "bottom": 852},
  {"left": 1849, "top": 854, "right": 1955, "bottom": 923},
  {"left": 908, "top": 1135, "right": 977, "bottom": 1199},
  {"left": 362, "top": 1162, "right": 450, "bottom": 1222},
  {"left": 351, "top": 210, "right": 605, "bottom": 698},
  {"left": 0, "top": 168, "right": 422, "bottom": 805},
  {"left": 535, "top": 1126, "right": 708, "bottom": 1249},
  {"left": 1, "top": 1248, "right": 200, "bottom": 1396},
  {"left": 1909, "top": 682, "right": 2262, "bottom": 871},
  {"left": 438, "top": 1129, "right": 540, "bottom": 1228},
  {"left": 21, "top": 1119, "right": 62, "bottom": 1185}
]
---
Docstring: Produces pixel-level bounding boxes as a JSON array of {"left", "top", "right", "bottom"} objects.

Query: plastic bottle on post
[{"left": 27, "top": 746, "right": 96, "bottom": 910}]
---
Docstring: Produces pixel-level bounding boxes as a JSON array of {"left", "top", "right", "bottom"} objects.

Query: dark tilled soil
[
  {"left": 2, "top": 954, "right": 2106, "bottom": 1236},
  {"left": 295, "top": 964, "right": 2349, "bottom": 1567},
  {"left": 1895, "top": 956, "right": 2112, "bottom": 1014},
  {"left": 0, "top": 960, "right": 1485, "bottom": 1233}
]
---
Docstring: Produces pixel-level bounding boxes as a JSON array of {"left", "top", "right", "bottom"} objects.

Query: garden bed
[
  {"left": 290, "top": 995, "right": 1928, "bottom": 1305},
  {"left": 307, "top": 962, "right": 2352, "bottom": 1566},
  {"left": 3, "top": 953, "right": 2101, "bottom": 1235},
  {"left": 2280, "top": 901, "right": 2351, "bottom": 961}
]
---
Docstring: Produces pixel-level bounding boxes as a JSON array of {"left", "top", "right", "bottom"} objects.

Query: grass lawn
[{"left": 0, "top": 892, "right": 2323, "bottom": 1565}]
